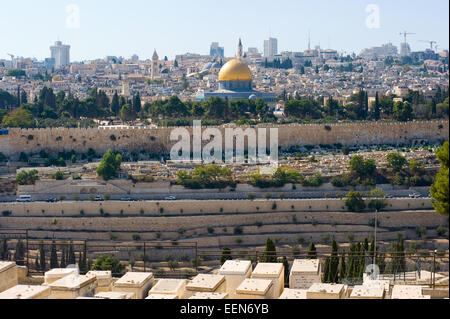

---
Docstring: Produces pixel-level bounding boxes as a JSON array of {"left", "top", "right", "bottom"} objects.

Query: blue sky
[{"left": 0, "top": 0, "right": 448, "bottom": 61}]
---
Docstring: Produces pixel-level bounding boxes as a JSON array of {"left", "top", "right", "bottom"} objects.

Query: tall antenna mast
[{"left": 308, "top": 29, "right": 311, "bottom": 50}]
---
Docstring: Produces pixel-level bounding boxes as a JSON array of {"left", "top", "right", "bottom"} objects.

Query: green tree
[
  {"left": 386, "top": 153, "right": 407, "bottom": 172},
  {"left": 50, "top": 240, "right": 58, "bottom": 269},
  {"left": 97, "top": 150, "right": 123, "bottom": 181},
  {"left": 111, "top": 92, "right": 120, "bottom": 116},
  {"left": 13, "top": 240, "right": 26, "bottom": 266},
  {"left": 345, "top": 190, "right": 366, "bottom": 212},
  {"left": 373, "top": 92, "right": 381, "bottom": 120},
  {"left": 2, "top": 108, "right": 34, "bottom": 128},
  {"left": 68, "top": 242, "right": 76, "bottom": 265},
  {"left": 306, "top": 242, "right": 317, "bottom": 259},
  {"left": 120, "top": 104, "right": 136, "bottom": 122},
  {"left": 393, "top": 101, "right": 414, "bottom": 122},
  {"left": 431, "top": 142, "right": 449, "bottom": 216},
  {"left": 1, "top": 238, "right": 9, "bottom": 260},
  {"left": 220, "top": 247, "right": 232, "bottom": 265},
  {"left": 16, "top": 169, "right": 39, "bottom": 185},
  {"left": 91, "top": 255, "right": 125, "bottom": 275},
  {"left": 39, "top": 242, "right": 46, "bottom": 271},
  {"left": 262, "top": 238, "right": 277, "bottom": 263},
  {"left": 368, "top": 188, "right": 388, "bottom": 212}
]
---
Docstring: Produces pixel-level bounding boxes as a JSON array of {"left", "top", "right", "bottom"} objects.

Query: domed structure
[
  {"left": 198, "top": 39, "right": 275, "bottom": 103},
  {"left": 218, "top": 58, "right": 252, "bottom": 82}
]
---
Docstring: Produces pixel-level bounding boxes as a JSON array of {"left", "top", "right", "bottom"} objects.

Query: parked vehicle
[
  {"left": 16, "top": 195, "right": 32, "bottom": 202},
  {"left": 94, "top": 195, "right": 103, "bottom": 201},
  {"left": 46, "top": 198, "right": 58, "bottom": 203},
  {"left": 164, "top": 196, "right": 177, "bottom": 201}
]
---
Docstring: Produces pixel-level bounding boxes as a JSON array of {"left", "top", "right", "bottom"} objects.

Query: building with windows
[
  {"left": 210, "top": 42, "right": 224, "bottom": 58},
  {"left": 264, "top": 38, "right": 278, "bottom": 57},
  {"left": 50, "top": 41, "right": 70, "bottom": 68}
]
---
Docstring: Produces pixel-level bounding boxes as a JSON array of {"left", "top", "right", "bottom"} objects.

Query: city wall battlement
[{"left": 0, "top": 120, "right": 448, "bottom": 157}]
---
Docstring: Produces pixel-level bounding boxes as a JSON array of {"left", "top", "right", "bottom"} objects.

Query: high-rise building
[
  {"left": 400, "top": 43, "right": 411, "bottom": 57},
  {"left": 264, "top": 37, "right": 278, "bottom": 57},
  {"left": 210, "top": 42, "right": 224, "bottom": 58},
  {"left": 50, "top": 41, "right": 70, "bottom": 68}
]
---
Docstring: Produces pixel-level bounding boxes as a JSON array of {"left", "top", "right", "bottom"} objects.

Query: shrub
[
  {"left": 272, "top": 202, "right": 277, "bottom": 210},
  {"left": 53, "top": 171, "right": 64, "bottom": 180},
  {"left": 247, "top": 193, "right": 256, "bottom": 200},
  {"left": 345, "top": 190, "right": 366, "bottom": 212},
  {"left": 235, "top": 238, "right": 243, "bottom": 244},
  {"left": 234, "top": 226, "right": 243, "bottom": 235},
  {"left": 132, "top": 234, "right": 141, "bottom": 241},
  {"left": 2, "top": 210, "right": 12, "bottom": 217},
  {"left": 80, "top": 210, "right": 85, "bottom": 216},
  {"left": 91, "top": 255, "right": 125, "bottom": 275},
  {"left": 207, "top": 227, "right": 215, "bottom": 234}
]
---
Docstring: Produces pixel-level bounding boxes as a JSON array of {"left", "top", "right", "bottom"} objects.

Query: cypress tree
[
  {"left": 35, "top": 255, "right": 40, "bottom": 271},
  {"left": 14, "top": 240, "right": 25, "bottom": 266},
  {"left": 1, "top": 238, "right": 8, "bottom": 260},
  {"left": 338, "top": 252, "right": 346, "bottom": 283},
  {"left": 111, "top": 92, "right": 120, "bottom": 116},
  {"left": 220, "top": 247, "right": 232, "bottom": 265},
  {"left": 322, "top": 257, "right": 331, "bottom": 283},
  {"left": 306, "top": 242, "right": 317, "bottom": 259},
  {"left": 68, "top": 242, "right": 76, "bottom": 265},
  {"left": 39, "top": 242, "right": 46, "bottom": 271},
  {"left": 282, "top": 256, "right": 289, "bottom": 285},
  {"left": 329, "top": 240, "right": 340, "bottom": 283},
  {"left": 262, "top": 238, "right": 277, "bottom": 263},
  {"left": 60, "top": 246, "right": 67, "bottom": 268},
  {"left": 50, "top": 240, "right": 58, "bottom": 269},
  {"left": 374, "top": 92, "right": 380, "bottom": 120}
]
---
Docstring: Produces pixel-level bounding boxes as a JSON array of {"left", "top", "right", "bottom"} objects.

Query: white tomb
[
  {"left": 0, "top": 285, "right": 51, "bottom": 299},
  {"left": 44, "top": 268, "right": 79, "bottom": 285},
  {"left": 218, "top": 260, "right": 252, "bottom": 299},
  {"left": 189, "top": 292, "right": 229, "bottom": 299},
  {"left": 185, "top": 274, "right": 227, "bottom": 299},
  {"left": 86, "top": 271, "right": 113, "bottom": 293},
  {"left": 145, "top": 293, "right": 179, "bottom": 299},
  {"left": 279, "top": 288, "right": 307, "bottom": 299},
  {"left": 148, "top": 279, "right": 186, "bottom": 299},
  {"left": 95, "top": 291, "right": 135, "bottom": 299},
  {"left": 251, "top": 263, "right": 285, "bottom": 298},
  {"left": 48, "top": 274, "right": 98, "bottom": 299},
  {"left": 306, "top": 283, "right": 345, "bottom": 299},
  {"left": 0, "top": 262, "right": 18, "bottom": 293},
  {"left": 350, "top": 285, "right": 385, "bottom": 299},
  {"left": 235, "top": 279, "right": 275, "bottom": 299},
  {"left": 112, "top": 272, "right": 154, "bottom": 299},
  {"left": 391, "top": 285, "right": 430, "bottom": 299},
  {"left": 289, "top": 259, "right": 321, "bottom": 289}
]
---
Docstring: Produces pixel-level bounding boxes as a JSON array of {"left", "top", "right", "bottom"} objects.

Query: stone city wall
[
  {"left": 0, "top": 121, "right": 448, "bottom": 157},
  {"left": 0, "top": 198, "right": 435, "bottom": 217}
]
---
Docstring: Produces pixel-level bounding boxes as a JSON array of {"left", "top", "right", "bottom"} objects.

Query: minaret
[
  {"left": 237, "top": 39, "right": 243, "bottom": 59},
  {"left": 151, "top": 49, "right": 159, "bottom": 80}
]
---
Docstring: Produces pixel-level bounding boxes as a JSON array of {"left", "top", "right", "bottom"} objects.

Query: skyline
[{"left": 0, "top": 0, "right": 449, "bottom": 61}]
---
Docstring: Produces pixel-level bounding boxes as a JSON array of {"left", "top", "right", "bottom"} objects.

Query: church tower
[
  {"left": 237, "top": 38, "right": 243, "bottom": 59},
  {"left": 151, "top": 50, "right": 159, "bottom": 80}
]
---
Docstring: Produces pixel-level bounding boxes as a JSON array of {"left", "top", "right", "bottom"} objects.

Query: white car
[
  {"left": 16, "top": 195, "right": 32, "bottom": 202},
  {"left": 164, "top": 196, "right": 176, "bottom": 201}
]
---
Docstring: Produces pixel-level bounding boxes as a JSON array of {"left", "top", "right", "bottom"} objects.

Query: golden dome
[{"left": 218, "top": 58, "right": 252, "bottom": 82}]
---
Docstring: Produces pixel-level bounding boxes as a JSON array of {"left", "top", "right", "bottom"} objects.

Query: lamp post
[{"left": 373, "top": 209, "right": 378, "bottom": 267}]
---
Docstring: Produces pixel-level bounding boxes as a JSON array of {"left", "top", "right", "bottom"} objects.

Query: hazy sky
[{"left": 0, "top": 0, "right": 448, "bottom": 61}]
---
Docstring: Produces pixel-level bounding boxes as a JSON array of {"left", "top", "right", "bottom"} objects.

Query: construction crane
[
  {"left": 400, "top": 31, "right": 415, "bottom": 45},
  {"left": 419, "top": 40, "right": 437, "bottom": 51},
  {"left": 7, "top": 53, "right": 14, "bottom": 61}
]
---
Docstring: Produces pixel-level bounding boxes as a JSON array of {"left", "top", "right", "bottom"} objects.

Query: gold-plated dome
[{"left": 218, "top": 58, "right": 252, "bottom": 82}]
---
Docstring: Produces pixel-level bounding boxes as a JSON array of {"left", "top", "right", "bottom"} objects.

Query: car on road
[
  {"left": 46, "top": 198, "right": 58, "bottom": 203},
  {"left": 120, "top": 197, "right": 133, "bottom": 201},
  {"left": 164, "top": 196, "right": 177, "bottom": 201},
  {"left": 94, "top": 195, "right": 103, "bottom": 201},
  {"left": 16, "top": 195, "right": 32, "bottom": 202},
  {"left": 409, "top": 193, "right": 422, "bottom": 198}
]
